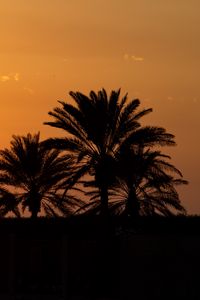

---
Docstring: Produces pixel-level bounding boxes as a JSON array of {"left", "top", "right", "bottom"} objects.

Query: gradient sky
[{"left": 0, "top": 0, "right": 199, "bottom": 214}]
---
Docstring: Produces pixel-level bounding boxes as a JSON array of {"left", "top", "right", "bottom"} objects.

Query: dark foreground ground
[{"left": 0, "top": 216, "right": 199, "bottom": 299}]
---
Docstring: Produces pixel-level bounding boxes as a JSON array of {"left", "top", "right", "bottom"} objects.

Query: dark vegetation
[
  {"left": 0, "top": 89, "right": 188, "bottom": 218},
  {"left": 0, "top": 88, "right": 196, "bottom": 298}
]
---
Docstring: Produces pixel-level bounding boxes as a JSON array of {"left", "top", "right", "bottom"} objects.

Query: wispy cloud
[
  {"left": 0, "top": 75, "right": 10, "bottom": 82},
  {"left": 23, "top": 87, "right": 34, "bottom": 95},
  {"left": 131, "top": 55, "right": 144, "bottom": 62},
  {"left": 123, "top": 54, "right": 144, "bottom": 62},
  {"left": 0, "top": 73, "right": 20, "bottom": 82},
  {"left": 14, "top": 73, "right": 19, "bottom": 81}
]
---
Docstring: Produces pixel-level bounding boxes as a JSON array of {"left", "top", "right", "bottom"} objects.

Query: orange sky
[{"left": 0, "top": 0, "right": 199, "bottom": 214}]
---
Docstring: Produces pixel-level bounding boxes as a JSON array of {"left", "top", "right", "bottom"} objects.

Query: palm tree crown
[{"left": 44, "top": 89, "right": 177, "bottom": 216}]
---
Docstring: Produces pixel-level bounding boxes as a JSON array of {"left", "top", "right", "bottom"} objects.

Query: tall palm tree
[
  {"left": 0, "top": 133, "right": 82, "bottom": 218},
  {"left": 44, "top": 89, "right": 176, "bottom": 217}
]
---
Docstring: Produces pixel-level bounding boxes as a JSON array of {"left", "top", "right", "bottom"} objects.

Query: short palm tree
[
  {"left": 77, "top": 147, "right": 187, "bottom": 217},
  {"left": 108, "top": 146, "right": 187, "bottom": 217},
  {"left": 44, "top": 89, "right": 176, "bottom": 216},
  {"left": 0, "top": 133, "right": 81, "bottom": 218}
]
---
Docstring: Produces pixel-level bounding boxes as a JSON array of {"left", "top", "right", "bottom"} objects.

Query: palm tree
[
  {"left": 0, "top": 133, "right": 82, "bottom": 218},
  {"left": 44, "top": 89, "right": 176, "bottom": 217},
  {"left": 108, "top": 146, "right": 187, "bottom": 217},
  {"left": 77, "top": 147, "right": 187, "bottom": 217}
]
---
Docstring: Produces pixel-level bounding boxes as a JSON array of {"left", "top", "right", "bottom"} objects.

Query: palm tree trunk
[
  {"left": 29, "top": 195, "right": 40, "bottom": 219},
  {"left": 100, "top": 184, "right": 109, "bottom": 218},
  {"left": 126, "top": 186, "right": 140, "bottom": 217},
  {"left": 31, "top": 210, "right": 38, "bottom": 219}
]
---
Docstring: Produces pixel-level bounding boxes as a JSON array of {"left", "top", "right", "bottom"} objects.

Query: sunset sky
[{"left": 0, "top": 0, "right": 199, "bottom": 214}]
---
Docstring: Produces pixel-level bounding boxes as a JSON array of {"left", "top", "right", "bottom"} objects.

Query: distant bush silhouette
[
  {"left": 44, "top": 88, "right": 186, "bottom": 217},
  {"left": 0, "top": 133, "right": 83, "bottom": 218}
]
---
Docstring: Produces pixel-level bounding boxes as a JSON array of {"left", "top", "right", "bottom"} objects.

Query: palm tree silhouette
[
  {"left": 44, "top": 89, "right": 176, "bottom": 217},
  {"left": 77, "top": 147, "right": 187, "bottom": 217},
  {"left": 110, "top": 146, "right": 187, "bottom": 216},
  {"left": 0, "top": 133, "right": 81, "bottom": 218}
]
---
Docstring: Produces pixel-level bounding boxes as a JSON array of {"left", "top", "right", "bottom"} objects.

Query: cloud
[
  {"left": 0, "top": 75, "right": 10, "bottom": 82},
  {"left": 0, "top": 73, "right": 20, "bottom": 82},
  {"left": 131, "top": 55, "right": 144, "bottom": 62},
  {"left": 123, "top": 54, "right": 144, "bottom": 62},
  {"left": 14, "top": 73, "right": 19, "bottom": 81},
  {"left": 23, "top": 87, "right": 34, "bottom": 95}
]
